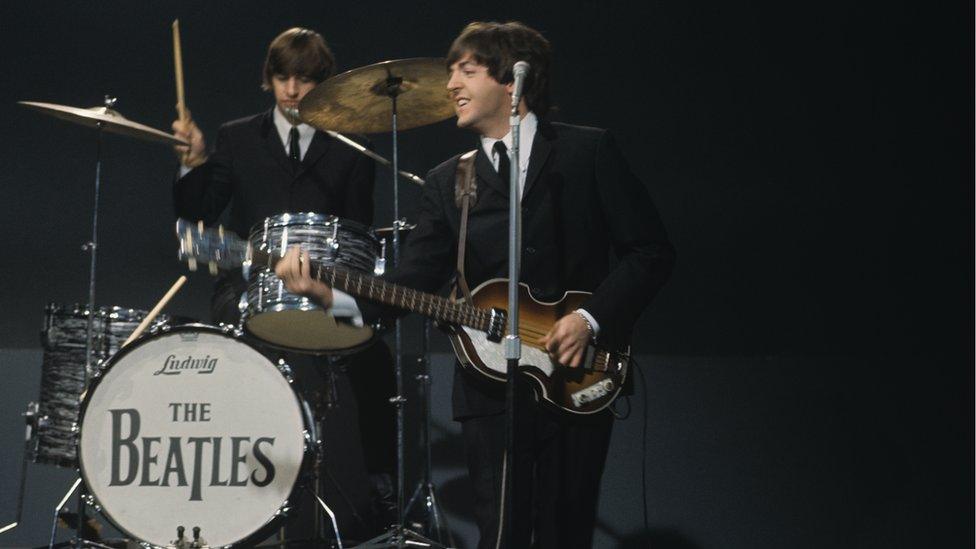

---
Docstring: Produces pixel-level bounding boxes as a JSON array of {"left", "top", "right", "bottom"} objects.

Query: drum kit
[{"left": 5, "top": 54, "right": 460, "bottom": 549}]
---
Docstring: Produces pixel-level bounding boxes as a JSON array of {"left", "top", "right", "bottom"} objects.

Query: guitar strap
[{"left": 452, "top": 149, "right": 478, "bottom": 305}]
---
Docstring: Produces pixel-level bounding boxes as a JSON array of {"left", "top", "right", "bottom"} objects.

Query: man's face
[
  {"left": 271, "top": 74, "right": 317, "bottom": 118},
  {"left": 447, "top": 53, "right": 512, "bottom": 138}
]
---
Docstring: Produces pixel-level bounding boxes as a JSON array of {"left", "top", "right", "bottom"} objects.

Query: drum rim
[
  {"left": 248, "top": 211, "right": 377, "bottom": 239},
  {"left": 75, "top": 323, "right": 315, "bottom": 548}
]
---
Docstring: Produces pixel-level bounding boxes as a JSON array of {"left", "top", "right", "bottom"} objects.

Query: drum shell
[
  {"left": 31, "top": 304, "right": 171, "bottom": 467},
  {"left": 243, "top": 213, "right": 382, "bottom": 353}
]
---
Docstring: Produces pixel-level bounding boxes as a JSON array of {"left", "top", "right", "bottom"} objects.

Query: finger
[{"left": 300, "top": 250, "right": 311, "bottom": 278}]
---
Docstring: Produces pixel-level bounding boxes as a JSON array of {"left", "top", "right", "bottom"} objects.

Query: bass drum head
[{"left": 78, "top": 325, "right": 307, "bottom": 548}]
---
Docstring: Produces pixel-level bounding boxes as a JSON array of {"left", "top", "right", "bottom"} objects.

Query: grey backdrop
[{"left": 0, "top": 1, "right": 971, "bottom": 548}]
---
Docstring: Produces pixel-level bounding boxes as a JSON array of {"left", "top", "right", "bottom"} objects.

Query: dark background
[{"left": 0, "top": 1, "right": 971, "bottom": 547}]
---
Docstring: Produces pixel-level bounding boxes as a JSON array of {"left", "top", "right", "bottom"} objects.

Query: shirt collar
[
  {"left": 480, "top": 111, "right": 538, "bottom": 168},
  {"left": 272, "top": 106, "right": 315, "bottom": 144}
]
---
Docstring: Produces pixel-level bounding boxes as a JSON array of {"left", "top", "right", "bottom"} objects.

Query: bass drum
[{"left": 77, "top": 324, "right": 312, "bottom": 548}]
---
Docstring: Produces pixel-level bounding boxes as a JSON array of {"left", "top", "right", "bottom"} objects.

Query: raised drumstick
[{"left": 173, "top": 19, "right": 187, "bottom": 122}]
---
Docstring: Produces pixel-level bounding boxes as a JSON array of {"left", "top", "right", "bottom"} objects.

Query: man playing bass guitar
[{"left": 277, "top": 21, "right": 675, "bottom": 549}]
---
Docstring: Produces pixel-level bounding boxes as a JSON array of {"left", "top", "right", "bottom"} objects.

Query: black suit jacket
[
  {"left": 364, "top": 120, "right": 676, "bottom": 419},
  {"left": 173, "top": 108, "right": 376, "bottom": 322}
]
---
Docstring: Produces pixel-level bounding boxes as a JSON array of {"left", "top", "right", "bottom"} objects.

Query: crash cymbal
[
  {"left": 18, "top": 100, "right": 187, "bottom": 146},
  {"left": 299, "top": 58, "right": 455, "bottom": 134}
]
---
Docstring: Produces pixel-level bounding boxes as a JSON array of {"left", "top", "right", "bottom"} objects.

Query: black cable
[
  {"left": 611, "top": 394, "right": 632, "bottom": 420},
  {"left": 631, "top": 356, "right": 650, "bottom": 532}
]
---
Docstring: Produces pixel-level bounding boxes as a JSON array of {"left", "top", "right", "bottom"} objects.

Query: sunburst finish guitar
[{"left": 177, "top": 219, "right": 630, "bottom": 414}]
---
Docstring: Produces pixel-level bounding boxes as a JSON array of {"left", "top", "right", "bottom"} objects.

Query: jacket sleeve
[
  {"left": 172, "top": 124, "right": 234, "bottom": 225},
  {"left": 580, "top": 130, "right": 676, "bottom": 347}
]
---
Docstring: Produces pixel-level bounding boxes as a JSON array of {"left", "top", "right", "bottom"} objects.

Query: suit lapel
[
  {"left": 298, "top": 131, "right": 333, "bottom": 176},
  {"left": 474, "top": 145, "right": 508, "bottom": 197},
  {"left": 260, "top": 109, "right": 295, "bottom": 177},
  {"left": 522, "top": 121, "right": 554, "bottom": 199}
]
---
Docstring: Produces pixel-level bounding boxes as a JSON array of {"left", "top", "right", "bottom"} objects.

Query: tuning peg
[
  {"left": 188, "top": 258, "right": 198, "bottom": 272},
  {"left": 209, "top": 261, "right": 218, "bottom": 275}
]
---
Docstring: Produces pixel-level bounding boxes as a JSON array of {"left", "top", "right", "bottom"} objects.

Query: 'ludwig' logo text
[{"left": 154, "top": 355, "right": 218, "bottom": 376}]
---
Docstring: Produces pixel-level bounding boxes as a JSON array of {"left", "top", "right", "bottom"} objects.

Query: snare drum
[
  {"left": 30, "top": 304, "right": 172, "bottom": 467},
  {"left": 243, "top": 212, "right": 384, "bottom": 354},
  {"left": 78, "top": 324, "right": 313, "bottom": 548}
]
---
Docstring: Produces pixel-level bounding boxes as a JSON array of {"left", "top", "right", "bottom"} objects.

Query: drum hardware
[
  {"left": 403, "top": 323, "right": 455, "bottom": 546},
  {"left": 170, "top": 525, "right": 208, "bottom": 549},
  {"left": 0, "top": 404, "right": 35, "bottom": 536},
  {"left": 300, "top": 57, "right": 454, "bottom": 549}
]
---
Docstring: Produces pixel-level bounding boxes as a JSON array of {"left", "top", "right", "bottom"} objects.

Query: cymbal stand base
[{"left": 354, "top": 524, "right": 448, "bottom": 549}]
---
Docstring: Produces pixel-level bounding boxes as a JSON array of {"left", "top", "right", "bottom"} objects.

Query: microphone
[
  {"left": 511, "top": 61, "right": 531, "bottom": 110},
  {"left": 285, "top": 107, "right": 301, "bottom": 121}
]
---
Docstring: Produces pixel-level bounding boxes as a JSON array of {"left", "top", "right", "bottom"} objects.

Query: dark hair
[
  {"left": 262, "top": 28, "right": 335, "bottom": 90},
  {"left": 446, "top": 21, "right": 552, "bottom": 115}
]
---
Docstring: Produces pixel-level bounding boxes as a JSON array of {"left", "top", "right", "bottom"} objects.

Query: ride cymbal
[{"left": 299, "top": 58, "right": 455, "bottom": 134}]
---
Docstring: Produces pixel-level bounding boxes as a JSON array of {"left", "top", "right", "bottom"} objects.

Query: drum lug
[
  {"left": 375, "top": 237, "right": 387, "bottom": 275},
  {"left": 276, "top": 358, "right": 294, "bottom": 381},
  {"left": 275, "top": 501, "right": 293, "bottom": 517},
  {"left": 82, "top": 493, "right": 101, "bottom": 513}
]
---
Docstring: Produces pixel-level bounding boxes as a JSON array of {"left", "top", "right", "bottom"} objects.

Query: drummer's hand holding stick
[
  {"left": 171, "top": 113, "right": 207, "bottom": 168},
  {"left": 276, "top": 245, "right": 334, "bottom": 309},
  {"left": 171, "top": 19, "right": 206, "bottom": 169}
]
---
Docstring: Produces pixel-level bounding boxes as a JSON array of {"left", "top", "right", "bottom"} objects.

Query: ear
[{"left": 505, "top": 81, "right": 515, "bottom": 96}]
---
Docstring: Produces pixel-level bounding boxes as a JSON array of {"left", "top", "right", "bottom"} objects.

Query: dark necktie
[
  {"left": 289, "top": 127, "right": 301, "bottom": 164},
  {"left": 493, "top": 140, "right": 510, "bottom": 182}
]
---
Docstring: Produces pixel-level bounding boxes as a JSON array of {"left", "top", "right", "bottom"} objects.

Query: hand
[
  {"left": 539, "top": 313, "right": 592, "bottom": 368},
  {"left": 171, "top": 111, "right": 207, "bottom": 168},
  {"left": 274, "top": 246, "right": 334, "bottom": 309}
]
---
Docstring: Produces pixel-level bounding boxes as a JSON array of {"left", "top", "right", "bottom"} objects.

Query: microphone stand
[{"left": 501, "top": 89, "right": 524, "bottom": 549}]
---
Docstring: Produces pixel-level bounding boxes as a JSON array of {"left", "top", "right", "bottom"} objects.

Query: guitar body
[{"left": 445, "top": 279, "right": 629, "bottom": 415}]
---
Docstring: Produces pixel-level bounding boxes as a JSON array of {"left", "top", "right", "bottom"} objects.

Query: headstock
[{"left": 175, "top": 219, "right": 249, "bottom": 275}]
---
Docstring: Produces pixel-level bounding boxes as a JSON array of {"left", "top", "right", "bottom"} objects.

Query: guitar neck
[
  {"left": 176, "top": 219, "right": 504, "bottom": 338},
  {"left": 254, "top": 250, "right": 498, "bottom": 334}
]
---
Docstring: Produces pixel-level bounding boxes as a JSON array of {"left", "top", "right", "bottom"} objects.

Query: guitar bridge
[{"left": 486, "top": 308, "right": 506, "bottom": 342}]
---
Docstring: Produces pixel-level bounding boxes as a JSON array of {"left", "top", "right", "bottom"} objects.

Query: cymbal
[
  {"left": 299, "top": 58, "right": 455, "bottom": 134},
  {"left": 18, "top": 101, "right": 187, "bottom": 146}
]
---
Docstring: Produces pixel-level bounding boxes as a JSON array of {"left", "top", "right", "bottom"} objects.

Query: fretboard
[{"left": 254, "top": 249, "right": 496, "bottom": 333}]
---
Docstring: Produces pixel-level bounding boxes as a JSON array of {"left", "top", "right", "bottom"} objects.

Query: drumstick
[
  {"left": 122, "top": 275, "right": 188, "bottom": 347},
  {"left": 173, "top": 19, "right": 187, "bottom": 122}
]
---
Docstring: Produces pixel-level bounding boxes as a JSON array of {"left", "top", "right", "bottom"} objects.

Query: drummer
[{"left": 171, "top": 27, "right": 396, "bottom": 538}]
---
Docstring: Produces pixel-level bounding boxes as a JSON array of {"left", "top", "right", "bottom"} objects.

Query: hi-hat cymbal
[
  {"left": 18, "top": 101, "right": 187, "bottom": 146},
  {"left": 299, "top": 58, "right": 455, "bottom": 134}
]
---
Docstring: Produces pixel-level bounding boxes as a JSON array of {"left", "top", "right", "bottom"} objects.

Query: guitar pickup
[{"left": 570, "top": 378, "right": 615, "bottom": 408}]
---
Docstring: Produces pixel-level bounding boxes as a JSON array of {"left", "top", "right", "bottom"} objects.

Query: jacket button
[{"left": 525, "top": 246, "right": 536, "bottom": 254}]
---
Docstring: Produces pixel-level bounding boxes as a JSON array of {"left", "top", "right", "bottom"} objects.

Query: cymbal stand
[
  {"left": 74, "top": 95, "right": 117, "bottom": 549},
  {"left": 0, "top": 405, "right": 35, "bottom": 536},
  {"left": 404, "top": 321, "right": 454, "bottom": 545},
  {"left": 358, "top": 76, "right": 445, "bottom": 549}
]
